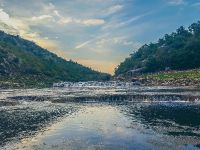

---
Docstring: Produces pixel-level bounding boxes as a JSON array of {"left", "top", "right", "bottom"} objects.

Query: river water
[{"left": 0, "top": 84, "right": 200, "bottom": 150}]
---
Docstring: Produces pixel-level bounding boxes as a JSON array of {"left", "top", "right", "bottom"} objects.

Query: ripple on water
[{"left": 0, "top": 86, "right": 200, "bottom": 150}]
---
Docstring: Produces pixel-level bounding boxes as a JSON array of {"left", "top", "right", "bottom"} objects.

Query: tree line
[{"left": 115, "top": 21, "right": 200, "bottom": 76}]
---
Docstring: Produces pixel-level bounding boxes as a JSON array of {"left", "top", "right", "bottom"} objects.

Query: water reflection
[
  {"left": 14, "top": 104, "right": 153, "bottom": 150},
  {"left": 0, "top": 102, "right": 78, "bottom": 148},
  {"left": 120, "top": 102, "right": 200, "bottom": 149},
  {"left": 1, "top": 86, "right": 200, "bottom": 150},
  {"left": 8, "top": 103, "right": 200, "bottom": 150},
  {"left": 121, "top": 103, "right": 200, "bottom": 135}
]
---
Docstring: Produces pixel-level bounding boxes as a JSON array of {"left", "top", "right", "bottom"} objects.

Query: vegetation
[
  {"left": 115, "top": 21, "right": 200, "bottom": 76},
  {"left": 0, "top": 31, "right": 111, "bottom": 88},
  {"left": 137, "top": 69, "right": 200, "bottom": 87},
  {"left": 143, "top": 70, "right": 200, "bottom": 81}
]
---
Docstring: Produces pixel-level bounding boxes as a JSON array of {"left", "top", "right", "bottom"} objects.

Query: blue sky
[{"left": 0, "top": 0, "right": 200, "bottom": 73}]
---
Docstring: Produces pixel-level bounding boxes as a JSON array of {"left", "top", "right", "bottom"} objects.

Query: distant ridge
[{"left": 0, "top": 31, "right": 110, "bottom": 88}]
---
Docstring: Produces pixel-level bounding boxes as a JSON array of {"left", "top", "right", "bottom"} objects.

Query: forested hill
[
  {"left": 115, "top": 21, "right": 200, "bottom": 76},
  {"left": 0, "top": 31, "right": 110, "bottom": 88}
]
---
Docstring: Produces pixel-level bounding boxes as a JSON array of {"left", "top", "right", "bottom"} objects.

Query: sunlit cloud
[{"left": 31, "top": 15, "right": 53, "bottom": 22}]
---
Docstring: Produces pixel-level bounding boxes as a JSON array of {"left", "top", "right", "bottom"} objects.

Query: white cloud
[
  {"left": 0, "top": 9, "right": 9, "bottom": 23},
  {"left": 96, "top": 36, "right": 141, "bottom": 48},
  {"left": 75, "top": 34, "right": 109, "bottom": 49},
  {"left": 44, "top": 3, "right": 55, "bottom": 11},
  {"left": 103, "top": 5, "right": 123, "bottom": 16},
  {"left": 31, "top": 15, "right": 53, "bottom": 21},
  {"left": 167, "top": 0, "right": 185, "bottom": 5},
  {"left": 58, "top": 17, "right": 105, "bottom": 26},
  {"left": 75, "top": 40, "right": 93, "bottom": 49},
  {"left": 113, "top": 37, "right": 133, "bottom": 45},
  {"left": 76, "top": 35, "right": 141, "bottom": 53},
  {"left": 53, "top": 10, "right": 72, "bottom": 24},
  {"left": 0, "top": 8, "right": 19, "bottom": 34},
  {"left": 117, "top": 16, "right": 143, "bottom": 27},
  {"left": 54, "top": 10, "right": 62, "bottom": 18},
  {"left": 58, "top": 18, "right": 73, "bottom": 24},
  {"left": 54, "top": 10, "right": 105, "bottom": 26},
  {"left": 102, "top": 13, "right": 148, "bottom": 30},
  {"left": 82, "top": 19, "right": 105, "bottom": 26}
]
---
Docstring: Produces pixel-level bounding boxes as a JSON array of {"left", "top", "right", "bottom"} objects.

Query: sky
[{"left": 0, "top": 0, "right": 200, "bottom": 74}]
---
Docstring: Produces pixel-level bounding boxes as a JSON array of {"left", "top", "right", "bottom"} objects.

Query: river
[{"left": 0, "top": 84, "right": 200, "bottom": 150}]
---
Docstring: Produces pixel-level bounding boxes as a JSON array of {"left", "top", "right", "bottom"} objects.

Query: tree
[{"left": 115, "top": 21, "right": 200, "bottom": 76}]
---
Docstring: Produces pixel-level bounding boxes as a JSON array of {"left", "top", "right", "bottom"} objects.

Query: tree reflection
[{"left": 120, "top": 103, "right": 200, "bottom": 137}]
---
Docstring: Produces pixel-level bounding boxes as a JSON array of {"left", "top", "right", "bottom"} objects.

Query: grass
[{"left": 143, "top": 69, "right": 200, "bottom": 81}]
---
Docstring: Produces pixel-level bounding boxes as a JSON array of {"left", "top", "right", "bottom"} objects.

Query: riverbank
[
  {"left": 128, "top": 69, "right": 200, "bottom": 87},
  {"left": 1, "top": 69, "right": 200, "bottom": 89}
]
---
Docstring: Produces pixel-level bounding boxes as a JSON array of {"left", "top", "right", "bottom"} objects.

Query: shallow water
[{"left": 1, "top": 86, "right": 200, "bottom": 150}]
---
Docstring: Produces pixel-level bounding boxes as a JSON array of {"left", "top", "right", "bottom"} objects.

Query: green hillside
[
  {"left": 115, "top": 21, "right": 200, "bottom": 76},
  {"left": 0, "top": 31, "right": 110, "bottom": 88}
]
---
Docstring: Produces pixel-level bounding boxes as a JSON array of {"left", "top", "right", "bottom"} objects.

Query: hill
[
  {"left": 115, "top": 21, "right": 200, "bottom": 76},
  {"left": 0, "top": 31, "right": 110, "bottom": 88}
]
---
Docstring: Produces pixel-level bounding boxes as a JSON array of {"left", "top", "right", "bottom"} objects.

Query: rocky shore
[
  {"left": 116, "top": 70, "right": 200, "bottom": 87},
  {"left": 131, "top": 77, "right": 200, "bottom": 87}
]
